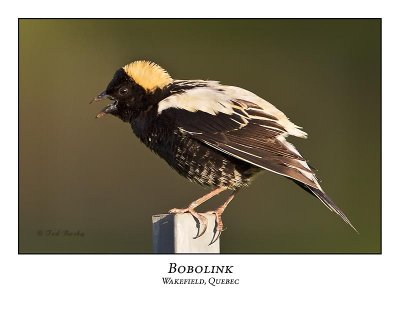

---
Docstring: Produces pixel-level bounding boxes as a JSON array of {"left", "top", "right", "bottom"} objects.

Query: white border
[{"left": 2, "top": 0, "right": 399, "bottom": 308}]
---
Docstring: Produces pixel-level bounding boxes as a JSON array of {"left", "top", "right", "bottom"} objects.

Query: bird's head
[{"left": 91, "top": 60, "right": 173, "bottom": 122}]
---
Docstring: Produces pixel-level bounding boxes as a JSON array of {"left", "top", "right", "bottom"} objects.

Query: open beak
[
  {"left": 91, "top": 91, "right": 118, "bottom": 118},
  {"left": 90, "top": 90, "right": 108, "bottom": 103}
]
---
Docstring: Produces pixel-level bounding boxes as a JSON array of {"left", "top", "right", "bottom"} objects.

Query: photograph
[{"left": 19, "top": 19, "right": 381, "bottom": 253}]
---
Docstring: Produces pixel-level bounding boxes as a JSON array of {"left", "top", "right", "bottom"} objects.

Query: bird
[{"left": 91, "top": 60, "right": 358, "bottom": 242}]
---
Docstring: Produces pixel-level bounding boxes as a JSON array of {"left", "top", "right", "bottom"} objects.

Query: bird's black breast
[{"left": 130, "top": 106, "right": 260, "bottom": 189}]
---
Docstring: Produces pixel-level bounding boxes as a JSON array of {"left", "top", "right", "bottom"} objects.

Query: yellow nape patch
[{"left": 123, "top": 60, "right": 173, "bottom": 92}]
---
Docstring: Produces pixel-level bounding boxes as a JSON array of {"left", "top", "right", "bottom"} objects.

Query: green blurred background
[{"left": 19, "top": 19, "right": 380, "bottom": 253}]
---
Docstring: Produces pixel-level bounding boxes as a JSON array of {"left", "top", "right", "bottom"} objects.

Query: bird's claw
[
  {"left": 206, "top": 210, "right": 225, "bottom": 245},
  {"left": 168, "top": 207, "right": 208, "bottom": 239},
  {"left": 192, "top": 211, "right": 208, "bottom": 239},
  {"left": 209, "top": 230, "right": 221, "bottom": 245}
]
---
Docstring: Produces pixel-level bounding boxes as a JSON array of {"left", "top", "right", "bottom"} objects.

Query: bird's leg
[
  {"left": 169, "top": 187, "right": 227, "bottom": 238},
  {"left": 206, "top": 193, "right": 236, "bottom": 244}
]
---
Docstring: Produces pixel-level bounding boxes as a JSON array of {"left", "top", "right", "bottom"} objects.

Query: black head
[{"left": 92, "top": 61, "right": 173, "bottom": 122}]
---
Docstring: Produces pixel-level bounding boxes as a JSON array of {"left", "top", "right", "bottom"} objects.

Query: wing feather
[{"left": 198, "top": 131, "right": 319, "bottom": 188}]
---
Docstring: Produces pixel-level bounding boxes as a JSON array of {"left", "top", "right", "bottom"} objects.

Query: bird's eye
[{"left": 119, "top": 87, "right": 129, "bottom": 96}]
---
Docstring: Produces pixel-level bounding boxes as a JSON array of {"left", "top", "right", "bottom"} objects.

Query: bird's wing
[
  {"left": 158, "top": 83, "right": 320, "bottom": 189},
  {"left": 157, "top": 82, "right": 358, "bottom": 232}
]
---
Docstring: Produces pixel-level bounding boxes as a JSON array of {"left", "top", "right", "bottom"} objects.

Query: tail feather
[{"left": 292, "top": 180, "right": 359, "bottom": 234}]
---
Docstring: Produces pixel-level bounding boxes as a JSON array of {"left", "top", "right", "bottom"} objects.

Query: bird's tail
[{"left": 292, "top": 180, "right": 359, "bottom": 234}]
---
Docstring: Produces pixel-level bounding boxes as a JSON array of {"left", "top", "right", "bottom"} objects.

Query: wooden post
[{"left": 152, "top": 213, "right": 220, "bottom": 253}]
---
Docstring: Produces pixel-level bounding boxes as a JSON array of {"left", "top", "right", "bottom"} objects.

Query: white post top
[{"left": 152, "top": 213, "right": 220, "bottom": 253}]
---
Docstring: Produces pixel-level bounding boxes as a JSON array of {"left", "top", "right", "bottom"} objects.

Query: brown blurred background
[{"left": 19, "top": 19, "right": 381, "bottom": 253}]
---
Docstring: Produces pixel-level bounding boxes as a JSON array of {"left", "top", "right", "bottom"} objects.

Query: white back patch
[
  {"left": 158, "top": 87, "right": 234, "bottom": 115},
  {"left": 158, "top": 81, "right": 308, "bottom": 138}
]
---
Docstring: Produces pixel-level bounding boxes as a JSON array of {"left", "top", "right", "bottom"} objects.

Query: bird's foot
[
  {"left": 168, "top": 187, "right": 227, "bottom": 239},
  {"left": 169, "top": 205, "right": 208, "bottom": 239},
  {"left": 206, "top": 194, "right": 235, "bottom": 245}
]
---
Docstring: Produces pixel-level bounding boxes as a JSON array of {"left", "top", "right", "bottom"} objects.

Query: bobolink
[{"left": 92, "top": 60, "right": 357, "bottom": 240}]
